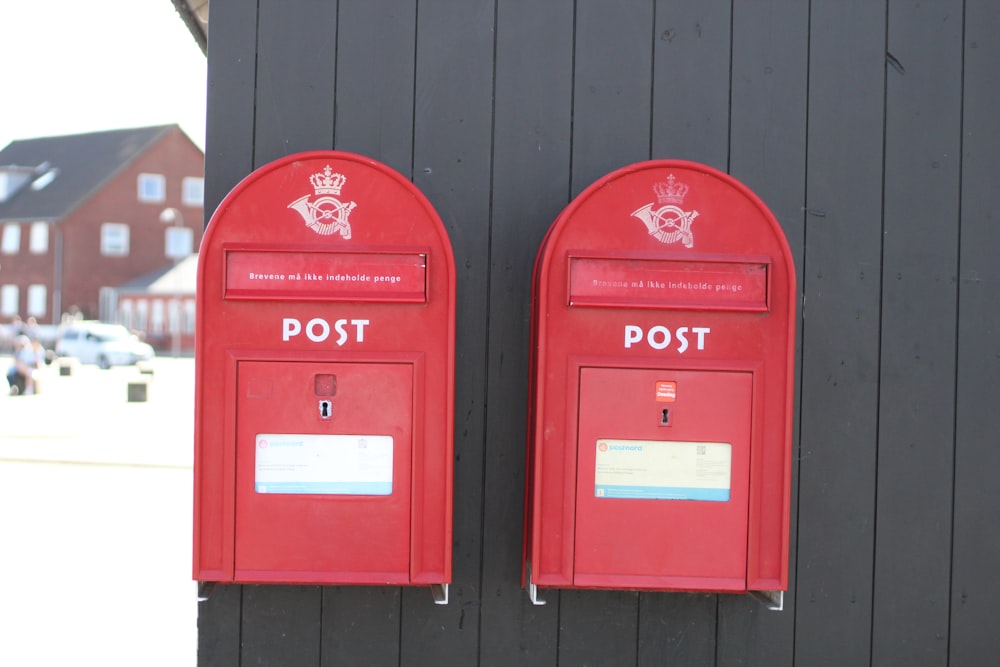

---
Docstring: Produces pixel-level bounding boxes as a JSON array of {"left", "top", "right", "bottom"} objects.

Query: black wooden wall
[{"left": 197, "top": 1, "right": 1000, "bottom": 665}]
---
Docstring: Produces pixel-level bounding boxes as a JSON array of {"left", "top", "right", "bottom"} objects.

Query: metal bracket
[
  {"left": 197, "top": 581, "right": 216, "bottom": 602},
  {"left": 750, "top": 590, "right": 783, "bottom": 611},
  {"left": 430, "top": 583, "right": 449, "bottom": 605},
  {"left": 526, "top": 563, "right": 546, "bottom": 606}
]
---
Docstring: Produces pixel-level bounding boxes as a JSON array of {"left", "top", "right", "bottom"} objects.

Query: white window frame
[
  {"left": 0, "top": 171, "right": 31, "bottom": 202},
  {"left": 30, "top": 168, "right": 58, "bottom": 191},
  {"left": 2, "top": 224, "right": 21, "bottom": 254},
  {"left": 183, "top": 299, "right": 196, "bottom": 335},
  {"left": 137, "top": 173, "right": 166, "bottom": 203},
  {"left": 0, "top": 285, "right": 18, "bottom": 316},
  {"left": 167, "top": 298, "right": 181, "bottom": 335},
  {"left": 151, "top": 300, "right": 165, "bottom": 335},
  {"left": 26, "top": 284, "right": 46, "bottom": 317},
  {"left": 120, "top": 299, "right": 134, "bottom": 330},
  {"left": 136, "top": 300, "right": 149, "bottom": 331},
  {"left": 29, "top": 222, "right": 49, "bottom": 254},
  {"left": 100, "top": 223, "right": 130, "bottom": 257},
  {"left": 165, "top": 226, "right": 194, "bottom": 260},
  {"left": 182, "top": 176, "right": 204, "bottom": 207}
]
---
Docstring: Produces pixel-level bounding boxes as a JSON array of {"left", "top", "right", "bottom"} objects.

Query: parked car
[{"left": 55, "top": 322, "right": 155, "bottom": 369}]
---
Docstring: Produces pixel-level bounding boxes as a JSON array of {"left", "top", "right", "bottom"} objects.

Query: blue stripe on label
[
  {"left": 256, "top": 482, "right": 393, "bottom": 495},
  {"left": 595, "top": 485, "right": 729, "bottom": 501}
]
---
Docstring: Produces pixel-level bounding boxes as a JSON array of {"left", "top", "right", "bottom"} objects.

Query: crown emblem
[
  {"left": 653, "top": 174, "right": 688, "bottom": 205},
  {"left": 309, "top": 165, "right": 347, "bottom": 195}
]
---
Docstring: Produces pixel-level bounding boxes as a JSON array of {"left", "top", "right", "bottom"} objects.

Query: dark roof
[
  {"left": 119, "top": 263, "right": 174, "bottom": 291},
  {"left": 170, "top": 0, "right": 208, "bottom": 56},
  {"left": 0, "top": 125, "right": 175, "bottom": 223},
  {"left": 118, "top": 253, "right": 198, "bottom": 295}
]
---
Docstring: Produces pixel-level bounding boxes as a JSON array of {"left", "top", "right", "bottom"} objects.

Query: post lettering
[
  {"left": 281, "top": 317, "right": 371, "bottom": 346},
  {"left": 623, "top": 324, "right": 711, "bottom": 354}
]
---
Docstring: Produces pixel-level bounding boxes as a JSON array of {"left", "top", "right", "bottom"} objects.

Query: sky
[{"left": 0, "top": 0, "right": 207, "bottom": 151}]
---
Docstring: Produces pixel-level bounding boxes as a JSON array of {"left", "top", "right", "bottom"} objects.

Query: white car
[{"left": 56, "top": 322, "right": 155, "bottom": 369}]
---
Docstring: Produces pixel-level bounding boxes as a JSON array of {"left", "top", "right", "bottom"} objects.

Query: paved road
[{"left": 0, "top": 357, "right": 196, "bottom": 666}]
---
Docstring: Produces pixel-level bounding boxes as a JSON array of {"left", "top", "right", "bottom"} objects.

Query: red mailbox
[
  {"left": 525, "top": 160, "right": 795, "bottom": 608},
  {"left": 194, "top": 151, "right": 454, "bottom": 602}
]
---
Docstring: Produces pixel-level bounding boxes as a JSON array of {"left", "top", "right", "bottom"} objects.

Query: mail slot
[
  {"left": 194, "top": 151, "right": 455, "bottom": 603},
  {"left": 525, "top": 160, "right": 795, "bottom": 608}
]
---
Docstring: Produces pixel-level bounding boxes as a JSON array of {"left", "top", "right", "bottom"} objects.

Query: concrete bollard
[{"left": 127, "top": 381, "right": 149, "bottom": 403}]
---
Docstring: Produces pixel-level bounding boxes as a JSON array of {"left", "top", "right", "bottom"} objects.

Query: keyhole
[
  {"left": 660, "top": 408, "right": 670, "bottom": 426},
  {"left": 319, "top": 400, "right": 332, "bottom": 419}
]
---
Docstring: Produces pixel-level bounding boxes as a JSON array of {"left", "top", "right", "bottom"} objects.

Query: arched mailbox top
[
  {"left": 535, "top": 160, "right": 795, "bottom": 320},
  {"left": 200, "top": 151, "right": 455, "bottom": 307},
  {"left": 539, "top": 159, "right": 794, "bottom": 271},
  {"left": 203, "top": 150, "right": 455, "bottom": 258}
]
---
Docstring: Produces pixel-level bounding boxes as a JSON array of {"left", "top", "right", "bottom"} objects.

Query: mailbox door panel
[
  {"left": 234, "top": 360, "right": 413, "bottom": 583},
  {"left": 574, "top": 367, "right": 752, "bottom": 590}
]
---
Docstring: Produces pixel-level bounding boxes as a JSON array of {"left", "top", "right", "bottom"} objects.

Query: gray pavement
[{"left": 0, "top": 357, "right": 197, "bottom": 666}]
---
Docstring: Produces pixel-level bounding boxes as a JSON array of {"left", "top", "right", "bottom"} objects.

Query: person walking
[{"left": 6, "top": 335, "right": 39, "bottom": 395}]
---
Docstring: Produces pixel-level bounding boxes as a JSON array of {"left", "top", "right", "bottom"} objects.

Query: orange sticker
[{"left": 655, "top": 381, "right": 677, "bottom": 402}]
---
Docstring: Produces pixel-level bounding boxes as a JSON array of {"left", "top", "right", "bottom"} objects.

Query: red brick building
[{"left": 0, "top": 125, "right": 204, "bottom": 326}]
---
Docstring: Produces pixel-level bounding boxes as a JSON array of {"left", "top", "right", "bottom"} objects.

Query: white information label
[
  {"left": 255, "top": 433, "right": 393, "bottom": 495},
  {"left": 594, "top": 439, "right": 731, "bottom": 501}
]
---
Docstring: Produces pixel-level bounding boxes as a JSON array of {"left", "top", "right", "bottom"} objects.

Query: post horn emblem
[
  {"left": 288, "top": 165, "right": 357, "bottom": 238},
  {"left": 631, "top": 174, "right": 699, "bottom": 248}
]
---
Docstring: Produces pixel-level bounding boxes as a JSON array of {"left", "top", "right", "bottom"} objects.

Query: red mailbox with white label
[
  {"left": 525, "top": 160, "right": 795, "bottom": 608},
  {"left": 194, "top": 151, "right": 454, "bottom": 602}
]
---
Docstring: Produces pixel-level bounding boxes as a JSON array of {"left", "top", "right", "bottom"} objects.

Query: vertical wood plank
[
  {"left": 197, "top": 585, "right": 243, "bottom": 667},
  {"left": 651, "top": 0, "right": 732, "bottom": 169},
  {"left": 948, "top": 0, "right": 1000, "bottom": 663},
  {"left": 334, "top": 0, "right": 416, "bottom": 176},
  {"left": 480, "top": 1, "right": 573, "bottom": 664},
  {"left": 719, "top": 1, "right": 807, "bottom": 664},
  {"left": 645, "top": 4, "right": 732, "bottom": 661},
  {"left": 638, "top": 594, "right": 717, "bottom": 667},
  {"left": 229, "top": 5, "right": 341, "bottom": 666},
  {"left": 199, "top": 0, "right": 259, "bottom": 663},
  {"left": 558, "top": 591, "right": 639, "bottom": 667},
  {"left": 558, "top": 3, "right": 653, "bottom": 661},
  {"left": 321, "top": 587, "right": 400, "bottom": 667},
  {"left": 317, "top": 4, "right": 415, "bottom": 664},
  {"left": 571, "top": 0, "right": 655, "bottom": 193},
  {"left": 202, "top": 0, "right": 258, "bottom": 218},
  {"left": 241, "top": 585, "right": 322, "bottom": 666},
  {"left": 793, "top": 2, "right": 885, "bottom": 665},
  {"left": 873, "top": 2, "right": 962, "bottom": 664},
  {"left": 400, "top": 1, "right": 495, "bottom": 664},
  {"left": 253, "top": 0, "right": 338, "bottom": 163},
  {"left": 728, "top": 0, "right": 810, "bottom": 227}
]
